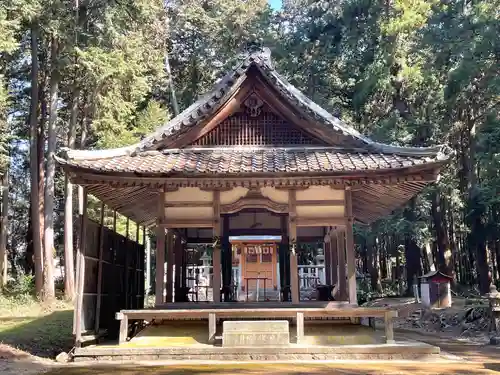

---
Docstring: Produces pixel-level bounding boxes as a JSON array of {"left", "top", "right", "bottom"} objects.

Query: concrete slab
[
  {"left": 223, "top": 320, "right": 289, "bottom": 347},
  {"left": 73, "top": 341, "right": 440, "bottom": 362}
]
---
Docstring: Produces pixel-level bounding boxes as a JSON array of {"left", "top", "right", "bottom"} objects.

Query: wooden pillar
[
  {"left": 155, "top": 226, "right": 165, "bottom": 306},
  {"left": 165, "top": 231, "right": 174, "bottom": 303},
  {"left": 135, "top": 224, "right": 141, "bottom": 308},
  {"left": 279, "top": 215, "right": 290, "bottom": 301},
  {"left": 331, "top": 230, "right": 338, "bottom": 287},
  {"left": 208, "top": 312, "right": 216, "bottom": 343},
  {"left": 124, "top": 218, "right": 130, "bottom": 308},
  {"left": 288, "top": 189, "right": 299, "bottom": 304},
  {"left": 174, "top": 234, "right": 182, "bottom": 301},
  {"left": 145, "top": 227, "right": 151, "bottom": 296},
  {"left": 336, "top": 230, "right": 347, "bottom": 301},
  {"left": 181, "top": 237, "right": 187, "bottom": 289},
  {"left": 324, "top": 228, "right": 332, "bottom": 285},
  {"left": 222, "top": 216, "right": 231, "bottom": 301},
  {"left": 110, "top": 211, "right": 118, "bottom": 328},
  {"left": 212, "top": 190, "right": 221, "bottom": 303},
  {"left": 155, "top": 191, "right": 166, "bottom": 306},
  {"left": 296, "top": 312, "right": 304, "bottom": 344},
  {"left": 94, "top": 202, "right": 106, "bottom": 335},
  {"left": 345, "top": 188, "right": 357, "bottom": 305},
  {"left": 74, "top": 188, "right": 88, "bottom": 346}
]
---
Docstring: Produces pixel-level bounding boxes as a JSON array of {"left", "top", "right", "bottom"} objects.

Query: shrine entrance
[{"left": 230, "top": 236, "right": 280, "bottom": 301}]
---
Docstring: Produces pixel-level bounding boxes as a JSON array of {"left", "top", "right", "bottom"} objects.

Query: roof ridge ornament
[{"left": 242, "top": 39, "right": 273, "bottom": 70}]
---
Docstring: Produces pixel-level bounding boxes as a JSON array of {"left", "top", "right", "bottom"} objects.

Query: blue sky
[{"left": 268, "top": 0, "right": 282, "bottom": 10}]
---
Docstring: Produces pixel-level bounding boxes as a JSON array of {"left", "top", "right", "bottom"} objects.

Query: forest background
[{"left": 0, "top": 0, "right": 499, "bottom": 302}]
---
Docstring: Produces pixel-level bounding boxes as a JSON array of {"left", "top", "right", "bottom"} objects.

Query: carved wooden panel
[{"left": 192, "top": 111, "right": 326, "bottom": 146}]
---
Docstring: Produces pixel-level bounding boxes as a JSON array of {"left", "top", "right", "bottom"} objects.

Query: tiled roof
[
  {"left": 58, "top": 47, "right": 451, "bottom": 168},
  {"left": 80, "top": 47, "right": 446, "bottom": 158},
  {"left": 61, "top": 147, "right": 444, "bottom": 176}
]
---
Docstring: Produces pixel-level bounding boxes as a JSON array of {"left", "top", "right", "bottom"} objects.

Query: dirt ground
[
  {"left": 2, "top": 330, "right": 500, "bottom": 375},
  {"left": 0, "top": 344, "right": 52, "bottom": 375},
  {"left": 1, "top": 297, "right": 499, "bottom": 375}
]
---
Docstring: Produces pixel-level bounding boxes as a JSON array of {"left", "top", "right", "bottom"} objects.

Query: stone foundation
[{"left": 73, "top": 343, "right": 440, "bottom": 362}]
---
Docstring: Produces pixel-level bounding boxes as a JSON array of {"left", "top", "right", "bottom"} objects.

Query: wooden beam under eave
[
  {"left": 165, "top": 201, "right": 213, "bottom": 208},
  {"left": 353, "top": 194, "right": 394, "bottom": 213},
  {"left": 297, "top": 199, "right": 344, "bottom": 206},
  {"left": 295, "top": 217, "right": 347, "bottom": 227},
  {"left": 159, "top": 219, "right": 215, "bottom": 228},
  {"left": 71, "top": 171, "right": 432, "bottom": 191}
]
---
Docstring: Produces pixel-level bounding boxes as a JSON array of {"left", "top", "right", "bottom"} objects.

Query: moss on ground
[{"left": 0, "top": 295, "right": 73, "bottom": 358}]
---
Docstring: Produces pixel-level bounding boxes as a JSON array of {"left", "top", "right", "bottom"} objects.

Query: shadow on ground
[
  {"left": 44, "top": 362, "right": 500, "bottom": 375},
  {"left": 0, "top": 310, "right": 73, "bottom": 358},
  {"left": 395, "top": 331, "right": 500, "bottom": 363}
]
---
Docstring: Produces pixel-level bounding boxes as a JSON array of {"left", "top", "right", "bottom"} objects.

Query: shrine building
[{"left": 58, "top": 47, "right": 449, "bottom": 356}]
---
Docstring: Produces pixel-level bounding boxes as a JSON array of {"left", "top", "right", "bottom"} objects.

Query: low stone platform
[
  {"left": 72, "top": 322, "right": 440, "bottom": 362},
  {"left": 73, "top": 342, "right": 440, "bottom": 362},
  {"left": 222, "top": 320, "right": 289, "bottom": 347}
]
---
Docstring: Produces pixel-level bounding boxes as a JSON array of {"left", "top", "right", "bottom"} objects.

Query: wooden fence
[{"left": 78, "top": 217, "right": 145, "bottom": 342}]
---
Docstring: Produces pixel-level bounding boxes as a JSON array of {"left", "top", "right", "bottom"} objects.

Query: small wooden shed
[{"left": 419, "top": 270, "right": 452, "bottom": 308}]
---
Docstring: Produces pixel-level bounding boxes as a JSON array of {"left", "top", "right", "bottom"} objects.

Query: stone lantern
[
  {"left": 315, "top": 248, "right": 325, "bottom": 265},
  {"left": 489, "top": 284, "right": 500, "bottom": 345}
]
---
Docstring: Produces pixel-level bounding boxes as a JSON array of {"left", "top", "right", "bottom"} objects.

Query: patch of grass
[{"left": 0, "top": 294, "right": 74, "bottom": 358}]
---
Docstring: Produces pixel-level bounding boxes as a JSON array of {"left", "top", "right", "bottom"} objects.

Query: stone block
[{"left": 222, "top": 320, "right": 289, "bottom": 347}]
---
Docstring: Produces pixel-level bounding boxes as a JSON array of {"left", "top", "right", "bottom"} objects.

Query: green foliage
[
  {"left": 2, "top": 273, "right": 35, "bottom": 297},
  {"left": 1, "top": 0, "right": 499, "bottom": 294},
  {"left": 99, "top": 100, "right": 170, "bottom": 148}
]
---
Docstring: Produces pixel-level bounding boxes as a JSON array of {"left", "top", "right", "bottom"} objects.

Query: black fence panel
[{"left": 80, "top": 218, "right": 145, "bottom": 342}]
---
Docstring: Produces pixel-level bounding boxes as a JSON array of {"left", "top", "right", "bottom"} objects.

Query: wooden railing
[{"left": 181, "top": 264, "right": 326, "bottom": 301}]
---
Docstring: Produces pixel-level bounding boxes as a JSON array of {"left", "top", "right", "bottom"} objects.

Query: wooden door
[{"left": 241, "top": 243, "right": 277, "bottom": 291}]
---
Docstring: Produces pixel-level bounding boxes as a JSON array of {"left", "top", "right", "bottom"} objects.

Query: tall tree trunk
[
  {"left": 0, "top": 170, "right": 8, "bottom": 286},
  {"left": 495, "top": 239, "right": 500, "bottom": 284},
  {"left": 76, "top": 97, "right": 89, "bottom": 262},
  {"left": 404, "top": 236, "right": 421, "bottom": 297},
  {"left": 465, "top": 118, "right": 490, "bottom": 293},
  {"left": 29, "top": 24, "right": 44, "bottom": 295},
  {"left": 489, "top": 240, "right": 497, "bottom": 283},
  {"left": 404, "top": 200, "right": 422, "bottom": 296},
  {"left": 63, "top": 87, "right": 78, "bottom": 300},
  {"left": 42, "top": 35, "right": 59, "bottom": 301},
  {"left": 165, "top": 50, "right": 179, "bottom": 116},
  {"left": 424, "top": 241, "right": 435, "bottom": 273},
  {"left": 63, "top": 0, "right": 79, "bottom": 298},
  {"left": 367, "top": 236, "right": 382, "bottom": 293},
  {"left": 162, "top": 12, "right": 179, "bottom": 116},
  {"left": 395, "top": 244, "right": 402, "bottom": 295},
  {"left": 431, "top": 189, "right": 453, "bottom": 276},
  {"left": 38, "top": 60, "right": 47, "bottom": 266}
]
